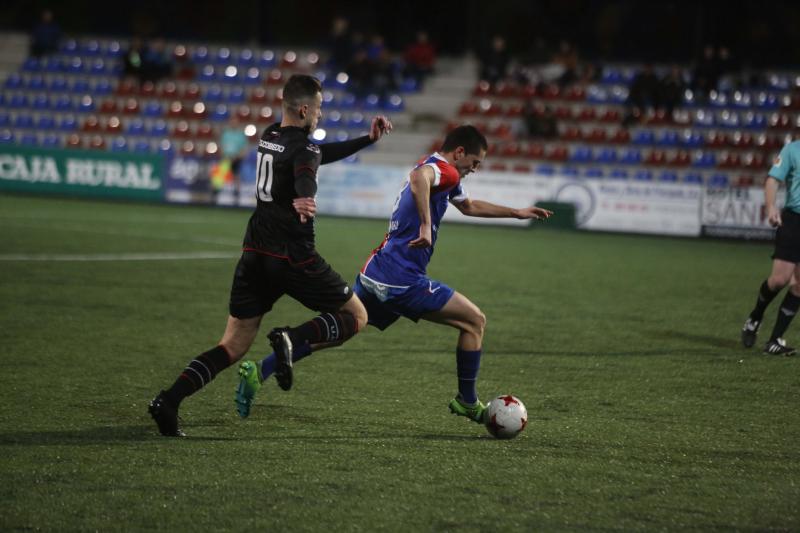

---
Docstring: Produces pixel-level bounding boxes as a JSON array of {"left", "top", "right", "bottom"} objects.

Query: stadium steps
[{"left": 0, "top": 33, "right": 29, "bottom": 82}]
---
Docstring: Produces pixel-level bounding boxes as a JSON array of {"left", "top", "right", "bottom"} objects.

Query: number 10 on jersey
[{"left": 256, "top": 152, "right": 274, "bottom": 202}]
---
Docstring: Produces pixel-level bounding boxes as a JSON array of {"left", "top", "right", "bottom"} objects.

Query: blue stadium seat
[
  {"left": 216, "top": 47, "right": 232, "bottom": 64},
  {"left": 71, "top": 79, "right": 90, "bottom": 93},
  {"left": 708, "top": 173, "right": 729, "bottom": 187},
  {"left": 158, "top": 139, "right": 174, "bottom": 155},
  {"left": 84, "top": 40, "right": 102, "bottom": 56},
  {"left": 385, "top": 94, "right": 404, "bottom": 111},
  {"left": 43, "top": 57, "right": 63, "bottom": 73},
  {"left": 363, "top": 94, "right": 380, "bottom": 110},
  {"left": 61, "top": 39, "right": 79, "bottom": 54},
  {"left": 570, "top": 146, "right": 593, "bottom": 163},
  {"left": 632, "top": 130, "right": 655, "bottom": 145},
  {"left": 54, "top": 95, "right": 74, "bottom": 112},
  {"left": 600, "top": 66, "right": 623, "bottom": 84},
  {"left": 755, "top": 91, "right": 779, "bottom": 109},
  {"left": 0, "top": 130, "right": 14, "bottom": 143},
  {"left": 609, "top": 168, "right": 629, "bottom": 179},
  {"left": 238, "top": 49, "right": 255, "bottom": 65},
  {"left": 0, "top": 113, "right": 9, "bottom": 127},
  {"left": 226, "top": 86, "right": 246, "bottom": 103},
  {"left": 347, "top": 112, "right": 366, "bottom": 128},
  {"left": 744, "top": 112, "right": 767, "bottom": 130},
  {"left": 693, "top": 109, "right": 715, "bottom": 127},
  {"left": 561, "top": 166, "right": 580, "bottom": 178},
  {"left": 192, "top": 46, "right": 210, "bottom": 63},
  {"left": 619, "top": 149, "right": 642, "bottom": 165},
  {"left": 58, "top": 116, "right": 78, "bottom": 131},
  {"left": 142, "top": 101, "right": 163, "bottom": 117},
  {"left": 37, "top": 116, "right": 55, "bottom": 129},
  {"left": 90, "top": 59, "right": 107, "bottom": 75},
  {"left": 323, "top": 110, "right": 342, "bottom": 128},
  {"left": 4, "top": 73, "right": 23, "bottom": 89},
  {"left": 50, "top": 77, "right": 69, "bottom": 91},
  {"left": 199, "top": 65, "right": 216, "bottom": 81},
  {"left": 658, "top": 130, "right": 680, "bottom": 146},
  {"left": 222, "top": 65, "right": 240, "bottom": 83},
  {"left": 683, "top": 173, "right": 703, "bottom": 184},
  {"left": 682, "top": 131, "right": 704, "bottom": 148},
  {"left": 258, "top": 50, "right": 276, "bottom": 68},
  {"left": 42, "top": 134, "right": 61, "bottom": 147},
  {"left": 67, "top": 58, "right": 85, "bottom": 74},
  {"left": 94, "top": 79, "right": 114, "bottom": 95},
  {"left": 535, "top": 164, "right": 555, "bottom": 176},
  {"left": 338, "top": 92, "right": 357, "bottom": 109},
  {"left": 32, "top": 94, "right": 49, "bottom": 110},
  {"left": 708, "top": 91, "right": 728, "bottom": 107},
  {"left": 205, "top": 85, "right": 224, "bottom": 102},
  {"left": 28, "top": 76, "right": 46, "bottom": 91},
  {"left": 335, "top": 130, "right": 350, "bottom": 142},
  {"left": 150, "top": 120, "right": 169, "bottom": 136},
  {"left": 22, "top": 57, "right": 41, "bottom": 72},
  {"left": 658, "top": 171, "right": 678, "bottom": 182},
  {"left": 126, "top": 119, "right": 145, "bottom": 135},
  {"left": 106, "top": 41, "right": 122, "bottom": 58},
  {"left": 211, "top": 104, "right": 230, "bottom": 121},
  {"left": 595, "top": 148, "right": 617, "bottom": 164},
  {"left": 9, "top": 94, "right": 28, "bottom": 108},
  {"left": 134, "top": 139, "right": 153, "bottom": 153},
  {"left": 14, "top": 114, "right": 34, "bottom": 128},
  {"left": 321, "top": 91, "right": 336, "bottom": 107},
  {"left": 584, "top": 167, "right": 604, "bottom": 179},
  {"left": 586, "top": 85, "right": 609, "bottom": 104},
  {"left": 399, "top": 77, "right": 419, "bottom": 93},
  {"left": 20, "top": 132, "right": 38, "bottom": 145},
  {"left": 692, "top": 152, "right": 716, "bottom": 168},
  {"left": 111, "top": 137, "right": 128, "bottom": 152},
  {"left": 634, "top": 169, "right": 653, "bottom": 181}
]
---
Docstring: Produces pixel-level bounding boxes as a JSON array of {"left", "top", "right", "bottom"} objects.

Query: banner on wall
[
  {"left": 0, "top": 145, "right": 164, "bottom": 200},
  {"left": 165, "top": 153, "right": 258, "bottom": 207},
  {"left": 700, "top": 186, "right": 779, "bottom": 240}
]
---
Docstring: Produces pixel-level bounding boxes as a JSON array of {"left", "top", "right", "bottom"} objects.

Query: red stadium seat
[
  {"left": 267, "top": 69, "right": 283, "bottom": 85},
  {"left": 88, "top": 135, "right": 105, "bottom": 150},
  {"left": 122, "top": 97, "right": 140, "bottom": 114},
  {"left": 183, "top": 83, "right": 201, "bottom": 100},
  {"left": 250, "top": 87, "right": 269, "bottom": 103},
  {"left": 82, "top": 115, "right": 100, "bottom": 131},
  {"left": 489, "top": 161, "right": 508, "bottom": 171},
  {"left": 105, "top": 115, "right": 122, "bottom": 133},
  {"left": 66, "top": 133, "right": 82, "bottom": 148},
  {"left": 560, "top": 126, "right": 582, "bottom": 141},
  {"left": 577, "top": 107, "right": 596, "bottom": 122},
  {"left": 547, "top": 145, "right": 569, "bottom": 161},
  {"left": 491, "top": 122, "right": 511, "bottom": 137},
  {"left": 139, "top": 81, "right": 156, "bottom": 97},
  {"left": 707, "top": 131, "right": 727, "bottom": 148},
  {"left": 554, "top": 106, "right": 573, "bottom": 120},
  {"left": 196, "top": 122, "right": 214, "bottom": 138},
  {"left": 257, "top": 105, "right": 274, "bottom": 123},
  {"left": 610, "top": 129, "right": 630, "bottom": 143},
  {"left": 736, "top": 175, "right": 755, "bottom": 187},
  {"left": 645, "top": 150, "right": 666, "bottom": 166},
  {"left": 116, "top": 79, "right": 136, "bottom": 95},
  {"left": 512, "top": 163, "right": 531, "bottom": 173},
  {"left": 718, "top": 152, "right": 741, "bottom": 168},
  {"left": 565, "top": 85, "right": 586, "bottom": 101},
  {"left": 473, "top": 80, "right": 491, "bottom": 97},
  {"left": 160, "top": 82, "right": 178, "bottom": 99},
  {"left": 99, "top": 99, "right": 117, "bottom": 114},
  {"left": 180, "top": 140, "right": 196, "bottom": 155},
  {"left": 520, "top": 84, "right": 537, "bottom": 99},
  {"left": 523, "top": 143, "right": 545, "bottom": 159},
  {"left": 459, "top": 101, "right": 479, "bottom": 116},
  {"left": 190, "top": 101, "right": 207, "bottom": 119},
  {"left": 167, "top": 100, "right": 184, "bottom": 117},
  {"left": 668, "top": 151, "right": 691, "bottom": 166},
  {"left": 585, "top": 128, "right": 607, "bottom": 143},
  {"left": 500, "top": 142, "right": 520, "bottom": 157},
  {"left": 729, "top": 132, "right": 753, "bottom": 148},
  {"left": 769, "top": 112, "right": 791, "bottom": 129},
  {"left": 494, "top": 81, "right": 518, "bottom": 98},
  {"left": 598, "top": 108, "right": 621, "bottom": 123},
  {"left": 505, "top": 103, "right": 523, "bottom": 117},
  {"left": 236, "top": 105, "right": 252, "bottom": 120},
  {"left": 542, "top": 84, "right": 561, "bottom": 100},
  {"left": 173, "top": 120, "right": 191, "bottom": 137}
]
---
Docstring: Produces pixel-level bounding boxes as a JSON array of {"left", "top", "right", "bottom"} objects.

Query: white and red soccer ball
[{"left": 485, "top": 394, "right": 527, "bottom": 439}]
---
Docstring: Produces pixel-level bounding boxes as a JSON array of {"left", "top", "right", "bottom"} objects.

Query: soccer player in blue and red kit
[{"left": 238, "top": 125, "right": 552, "bottom": 425}]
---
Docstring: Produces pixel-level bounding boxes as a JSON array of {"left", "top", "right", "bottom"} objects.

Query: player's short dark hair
[
  {"left": 441, "top": 125, "right": 488, "bottom": 156},
  {"left": 282, "top": 74, "right": 322, "bottom": 108}
]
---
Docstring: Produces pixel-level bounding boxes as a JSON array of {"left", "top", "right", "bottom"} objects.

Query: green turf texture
[{"left": 1, "top": 193, "right": 798, "bottom": 531}]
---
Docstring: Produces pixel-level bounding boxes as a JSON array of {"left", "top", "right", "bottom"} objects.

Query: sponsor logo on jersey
[
  {"left": 259, "top": 140, "right": 285, "bottom": 152},
  {"left": 774, "top": 155, "right": 782, "bottom": 166},
  {"left": 306, "top": 144, "right": 321, "bottom": 154}
]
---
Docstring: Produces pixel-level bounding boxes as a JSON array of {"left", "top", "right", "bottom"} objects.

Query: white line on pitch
[{"left": 0, "top": 252, "right": 238, "bottom": 262}]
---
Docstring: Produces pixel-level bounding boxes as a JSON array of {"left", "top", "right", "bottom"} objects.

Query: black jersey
[{"left": 243, "top": 124, "right": 322, "bottom": 261}]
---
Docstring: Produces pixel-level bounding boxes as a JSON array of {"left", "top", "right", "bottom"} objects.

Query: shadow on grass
[{"left": 0, "top": 425, "right": 239, "bottom": 446}]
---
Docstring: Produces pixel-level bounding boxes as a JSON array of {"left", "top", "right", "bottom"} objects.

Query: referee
[
  {"left": 741, "top": 140, "right": 800, "bottom": 356},
  {"left": 149, "top": 74, "right": 393, "bottom": 435}
]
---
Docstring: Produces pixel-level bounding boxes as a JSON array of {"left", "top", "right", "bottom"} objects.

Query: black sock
[
  {"left": 769, "top": 292, "right": 800, "bottom": 341},
  {"left": 288, "top": 312, "right": 358, "bottom": 346},
  {"left": 163, "top": 345, "right": 232, "bottom": 407},
  {"left": 750, "top": 280, "right": 780, "bottom": 322}
]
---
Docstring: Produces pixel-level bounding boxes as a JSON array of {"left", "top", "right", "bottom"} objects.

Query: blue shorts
[{"left": 353, "top": 273, "right": 455, "bottom": 330}]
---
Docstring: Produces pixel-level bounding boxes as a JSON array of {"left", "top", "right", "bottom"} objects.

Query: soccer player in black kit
[{"left": 149, "top": 74, "right": 392, "bottom": 436}]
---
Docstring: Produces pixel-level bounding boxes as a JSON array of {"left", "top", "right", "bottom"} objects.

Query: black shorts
[
  {"left": 229, "top": 250, "right": 352, "bottom": 319},
  {"left": 773, "top": 209, "right": 800, "bottom": 264}
]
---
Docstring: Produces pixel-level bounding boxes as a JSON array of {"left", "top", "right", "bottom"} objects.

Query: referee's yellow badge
[{"left": 773, "top": 155, "right": 782, "bottom": 167}]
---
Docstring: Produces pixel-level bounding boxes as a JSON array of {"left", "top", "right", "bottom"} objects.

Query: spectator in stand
[
  {"left": 692, "top": 45, "right": 720, "bottom": 100},
  {"left": 716, "top": 46, "right": 740, "bottom": 91},
  {"left": 327, "top": 17, "right": 353, "bottom": 71},
  {"left": 212, "top": 116, "right": 249, "bottom": 199},
  {"left": 660, "top": 65, "right": 685, "bottom": 117},
  {"left": 143, "top": 38, "right": 173, "bottom": 82},
  {"left": 553, "top": 40, "right": 579, "bottom": 86},
  {"left": 30, "top": 9, "right": 61, "bottom": 57},
  {"left": 347, "top": 48, "right": 375, "bottom": 98},
  {"left": 404, "top": 31, "right": 436, "bottom": 88},
  {"left": 622, "top": 63, "right": 661, "bottom": 127},
  {"left": 519, "top": 102, "right": 558, "bottom": 140},
  {"left": 479, "top": 35, "right": 510, "bottom": 87}
]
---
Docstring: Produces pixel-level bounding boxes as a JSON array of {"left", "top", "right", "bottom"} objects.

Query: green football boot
[
  {"left": 448, "top": 394, "right": 486, "bottom": 424},
  {"left": 235, "top": 360, "right": 262, "bottom": 418}
]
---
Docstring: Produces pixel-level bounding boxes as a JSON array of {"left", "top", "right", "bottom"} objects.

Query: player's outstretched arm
[
  {"left": 453, "top": 198, "right": 553, "bottom": 220},
  {"left": 318, "top": 116, "right": 393, "bottom": 165}
]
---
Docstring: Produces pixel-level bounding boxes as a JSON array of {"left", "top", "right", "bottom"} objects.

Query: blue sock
[
  {"left": 258, "top": 342, "right": 312, "bottom": 382},
  {"left": 456, "top": 348, "right": 481, "bottom": 405}
]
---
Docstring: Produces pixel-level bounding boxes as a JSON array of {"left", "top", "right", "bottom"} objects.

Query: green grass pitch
[{"left": 1, "top": 193, "right": 798, "bottom": 531}]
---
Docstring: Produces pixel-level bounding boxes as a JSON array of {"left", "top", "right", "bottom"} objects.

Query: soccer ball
[{"left": 485, "top": 395, "right": 528, "bottom": 439}]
